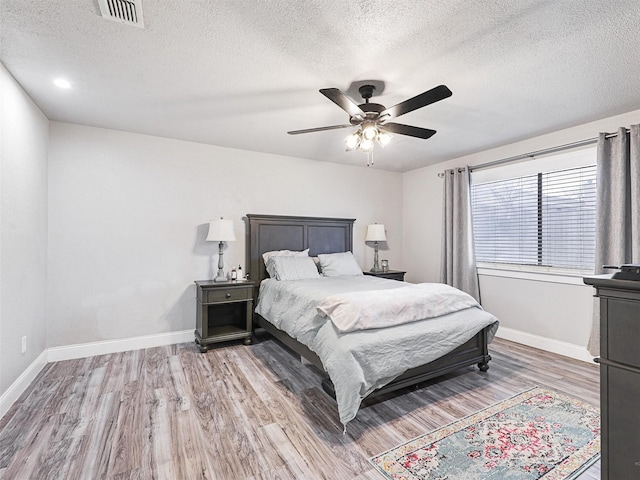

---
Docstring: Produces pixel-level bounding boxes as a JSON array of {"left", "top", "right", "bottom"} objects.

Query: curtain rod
[{"left": 438, "top": 128, "right": 630, "bottom": 177}]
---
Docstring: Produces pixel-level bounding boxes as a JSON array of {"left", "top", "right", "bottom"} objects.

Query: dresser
[{"left": 583, "top": 275, "right": 640, "bottom": 480}]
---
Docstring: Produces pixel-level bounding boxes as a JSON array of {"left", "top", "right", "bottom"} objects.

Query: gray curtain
[
  {"left": 588, "top": 124, "right": 640, "bottom": 355},
  {"left": 440, "top": 166, "right": 481, "bottom": 302}
]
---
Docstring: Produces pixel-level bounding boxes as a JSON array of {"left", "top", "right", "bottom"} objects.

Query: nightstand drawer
[
  {"left": 363, "top": 270, "right": 406, "bottom": 282},
  {"left": 202, "top": 285, "right": 253, "bottom": 303}
]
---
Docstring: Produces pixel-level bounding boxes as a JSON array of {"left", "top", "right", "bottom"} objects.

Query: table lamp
[
  {"left": 366, "top": 223, "right": 386, "bottom": 272},
  {"left": 206, "top": 217, "right": 236, "bottom": 282}
]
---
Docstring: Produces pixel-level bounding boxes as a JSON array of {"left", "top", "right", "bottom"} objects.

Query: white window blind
[{"left": 471, "top": 164, "right": 597, "bottom": 270}]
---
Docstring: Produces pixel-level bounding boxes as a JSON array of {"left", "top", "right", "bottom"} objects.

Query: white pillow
[
  {"left": 262, "top": 249, "right": 309, "bottom": 277},
  {"left": 271, "top": 256, "right": 320, "bottom": 281},
  {"left": 318, "top": 252, "right": 363, "bottom": 277}
]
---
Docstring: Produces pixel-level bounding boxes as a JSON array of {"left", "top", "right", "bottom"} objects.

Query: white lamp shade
[
  {"left": 366, "top": 224, "right": 386, "bottom": 242},
  {"left": 206, "top": 218, "right": 236, "bottom": 242}
]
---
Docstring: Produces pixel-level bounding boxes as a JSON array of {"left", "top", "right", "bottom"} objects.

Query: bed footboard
[{"left": 321, "top": 326, "right": 492, "bottom": 400}]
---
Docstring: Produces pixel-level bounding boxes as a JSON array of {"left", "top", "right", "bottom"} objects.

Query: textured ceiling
[{"left": 2, "top": 0, "right": 640, "bottom": 172}]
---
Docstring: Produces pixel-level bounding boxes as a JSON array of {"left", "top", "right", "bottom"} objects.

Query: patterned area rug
[{"left": 370, "top": 387, "right": 600, "bottom": 480}]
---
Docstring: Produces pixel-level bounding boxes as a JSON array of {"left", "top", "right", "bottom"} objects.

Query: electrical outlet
[{"left": 21, "top": 336, "right": 27, "bottom": 354}]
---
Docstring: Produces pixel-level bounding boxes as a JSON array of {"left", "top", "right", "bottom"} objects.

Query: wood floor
[{"left": 0, "top": 336, "right": 600, "bottom": 479}]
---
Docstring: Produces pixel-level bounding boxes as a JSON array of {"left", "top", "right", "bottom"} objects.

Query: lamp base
[
  {"left": 371, "top": 241, "right": 382, "bottom": 273},
  {"left": 370, "top": 267, "right": 384, "bottom": 273},
  {"left": 214, "top": 242, "right": 227, "bottom": 282},
  {"left": 214, "top": 264, "right": 227, "bottom": 282}
]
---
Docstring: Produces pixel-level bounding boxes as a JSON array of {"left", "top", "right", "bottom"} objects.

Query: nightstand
[
  {"left": 194, "top": 280, "right": 255, "bottom": 352},
  {"left": 363, "top": 270, "right": 406, "bottom": 281}
]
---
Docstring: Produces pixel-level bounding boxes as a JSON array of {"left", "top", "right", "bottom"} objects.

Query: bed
[{"left": 246, "top": 213, "right": 498, "bottom": 426}]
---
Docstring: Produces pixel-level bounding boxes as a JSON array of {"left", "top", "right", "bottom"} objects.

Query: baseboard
[
  {"left": 47, "top": 329, "right": 194, "bottom": 362},
  {"left": 0, "top": 349, "right": 48, "bottom": 419},
  {"left": 495, "top": 327, "right": 595, "bottom": 363},
  {"left": 1, "top": 330, "right": 195, "bottom": 420}
]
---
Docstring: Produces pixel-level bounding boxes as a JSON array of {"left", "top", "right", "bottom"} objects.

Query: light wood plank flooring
[{"left": 0, "top": 337, "right": 600, "bottom": 479}]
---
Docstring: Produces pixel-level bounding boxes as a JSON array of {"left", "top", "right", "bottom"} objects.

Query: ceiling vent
[{"left": 98, "top": 0, "right": 144, "bottom": 28}]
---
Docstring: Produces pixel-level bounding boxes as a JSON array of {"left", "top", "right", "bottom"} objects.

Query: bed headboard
[{"left": 245, "top": 214, "right": 355, "bottom": 284}]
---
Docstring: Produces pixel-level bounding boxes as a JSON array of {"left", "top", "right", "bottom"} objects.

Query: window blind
[{"left": 471, "top": 164, "right": 597, "bottom": 270}]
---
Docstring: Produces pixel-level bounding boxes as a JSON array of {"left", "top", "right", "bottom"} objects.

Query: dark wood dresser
[{"left": 583, "top": 274, "right": 640, "bottom": 480}]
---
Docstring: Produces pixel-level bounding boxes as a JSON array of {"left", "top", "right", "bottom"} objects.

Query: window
[{"left": 471, "top": 163, "right": 596, "bottom": 271}]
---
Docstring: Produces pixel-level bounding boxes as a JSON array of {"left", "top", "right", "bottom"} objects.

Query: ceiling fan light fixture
[
  {"left": 359, "top": 137, "right": 375, "bottom": 153},
  {"left": 345, "top": 131, "right": 361, "bottom": 151},
  {"left": 345, "top": 125, "right": 391, "bottom": 154},
  {"left": 362, "top": 123, "right": 378, "bottom": 141},
  {"left": 377, "top": 129, "right": 392, "bottom": 147}
]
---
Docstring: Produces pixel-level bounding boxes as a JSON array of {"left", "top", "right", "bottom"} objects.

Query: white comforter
[
  {"left": 255, "top": 276, "right": 499, "bottom": 426},
  {"left": 316, "top": 283, "right": 479, "bottom": 333}
]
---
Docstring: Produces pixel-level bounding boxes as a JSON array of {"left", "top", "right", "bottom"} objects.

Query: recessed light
[{"left": 53, "top": 78, "right": 72, "bottom": 89}]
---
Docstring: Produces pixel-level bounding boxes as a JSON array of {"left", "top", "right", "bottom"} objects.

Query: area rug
[{"left": 370, "top": 387, "right": 600, "bottom": 480}]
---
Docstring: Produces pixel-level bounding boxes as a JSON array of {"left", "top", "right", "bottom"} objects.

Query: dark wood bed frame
[{"left": 245, "top": 213, "right": 492, "bottom": 400}]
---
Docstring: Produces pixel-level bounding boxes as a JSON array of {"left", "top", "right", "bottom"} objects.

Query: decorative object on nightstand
[
  {"left": 365, "top": 223, "right": 386, "bottom": 272},
  {"left": 206, "top": 217, "right": 236, "bottom": 282},
  {"left": 381, "top": 259, "right": 389, "bottom": 272},
  {"left": 364, "top": 269, "right": 406, "bottom": 281},
  {"left": 194, "top": 279, "right": 255, "bottom": 352}
]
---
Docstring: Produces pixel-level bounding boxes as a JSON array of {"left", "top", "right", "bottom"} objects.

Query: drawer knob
[{"left": 225, "top": 293, "right": 231, "bottom": 299}]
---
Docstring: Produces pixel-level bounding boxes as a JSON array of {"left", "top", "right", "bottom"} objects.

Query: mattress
[{"left": 255, "top": 275, "right": 499, "bottom": 426}]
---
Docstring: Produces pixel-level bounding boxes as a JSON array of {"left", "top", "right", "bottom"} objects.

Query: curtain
[
  {"left": 588, "top": 124, "right": 640, "bottom": 355},
  {"left": 440, "top": 166, "right": 481, "bottom": 302}
]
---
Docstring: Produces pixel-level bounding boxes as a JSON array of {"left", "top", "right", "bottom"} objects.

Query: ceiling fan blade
[
  {"left": 383, "top": 122, "right": 437, "bottom": 139},
  {"left": 320, "top": 88, "right": 365, "bottom": 118},
  {"left": 381, "top": 85, "right": 452, "bottom": 119},
  {"left": 287, "top": 124, "right": 354, "bottom": 135}
]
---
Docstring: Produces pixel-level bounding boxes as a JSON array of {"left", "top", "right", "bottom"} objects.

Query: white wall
[
  {"left": 0, "top": 64, "right": 49, "bottom": 394},
  {"left": 403, "top": 108, "right": 640, "bottom": 360},
  {"left": 46, "top": 122, "right": 403, "bottom": 347}
]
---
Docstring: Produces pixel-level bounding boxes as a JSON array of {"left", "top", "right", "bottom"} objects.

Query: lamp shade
[
  {"left": 206, "top": 218, "right": 236, "bottom": 242},
  {"left": 366, "top": 224, "right": 386, "bottom": 242}
]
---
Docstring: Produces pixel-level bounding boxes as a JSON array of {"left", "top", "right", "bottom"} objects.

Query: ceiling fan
[{"left": 287, "top": 84, "right": 452, "bottom": 159}]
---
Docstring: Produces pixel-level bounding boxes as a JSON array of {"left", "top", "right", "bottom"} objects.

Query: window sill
[{"left": 477, "top": 263, "right": 593, "bottom": 286}]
